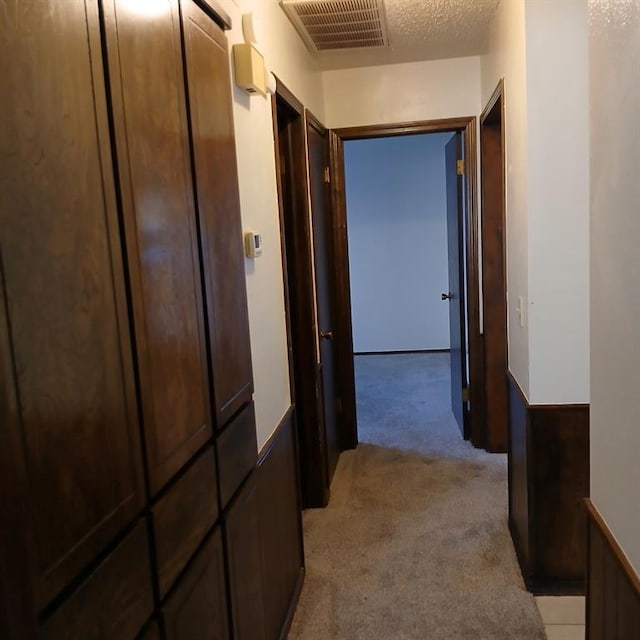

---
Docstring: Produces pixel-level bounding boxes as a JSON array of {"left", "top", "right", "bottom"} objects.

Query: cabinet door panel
[
  {"left": 42, "top": 521, "right": 153, "bottom": 640},
  {"left": 181, "top": 1, "right": 253, "bottom": 426},
  {"left": 103, "top": 0, "right": 212, "bottom": 493},
  {"left": 225, "top": 475, "right": 267, "bottom": 640},
  {"left": 0, "top": 0, "right": 144, "bottom": 608},
  {"left": 152, "top": 446, "right": 219, "bottom": 598},
  {"left": 163, "top": 528, "right": 229, "bottom": 640}
]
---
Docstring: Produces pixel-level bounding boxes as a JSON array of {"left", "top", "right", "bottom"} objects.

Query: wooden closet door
[
  {"left": 102, "top": 0, "right": 212, "bottom": 493},
  {"left": 0, "top": 0, "right": 144, "bottom": 608},
  {"left": 180, "top": 0, "right": 254, "bottom": 426}
]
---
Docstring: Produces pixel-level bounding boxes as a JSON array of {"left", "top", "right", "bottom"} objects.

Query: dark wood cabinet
[
  {"left": 102, "top": 0, "right": 213, "bottom": 495},
  {"left": 162, "top": 528, "right": 230, "bottom": 640},
  {"left": 152, "top": 446, "right": 219, "bottom": 598},
  {"left": 41, "top": 521, "right": 153, "bottom": 640},
  {"left": 225, "top": 474, "right": 267, "bottom": 640},
  {"left": 181, "top": 0, "right": 254, "bottom": 427},
  {"left": 0, "top": 1, "right": 293, "bottom": 638},
  {"left": 0, "top": 0, "right": 145, "bottom": 609}
]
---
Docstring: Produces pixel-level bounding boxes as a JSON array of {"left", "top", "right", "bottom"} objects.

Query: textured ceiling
[{"left": 292, "top": 0, "right": 501, "bottom": 70}]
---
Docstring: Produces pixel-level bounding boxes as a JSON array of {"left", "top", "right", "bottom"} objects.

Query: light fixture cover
[{"left": 233, "top": 44, "right": 267, "bottom": 95}]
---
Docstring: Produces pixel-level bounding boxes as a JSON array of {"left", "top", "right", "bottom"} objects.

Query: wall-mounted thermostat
[{"left": 244, "top": 232, "right": 263, "bottom": 258}]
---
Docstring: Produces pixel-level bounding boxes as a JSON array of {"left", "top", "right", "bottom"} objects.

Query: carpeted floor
[{"left": 288, "top": 352, "right": 547, "bottom": 639}]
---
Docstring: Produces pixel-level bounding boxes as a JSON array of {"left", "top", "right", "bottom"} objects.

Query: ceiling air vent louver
[{"left": 280, "top": 0, "right": 389, "bottom": 53}]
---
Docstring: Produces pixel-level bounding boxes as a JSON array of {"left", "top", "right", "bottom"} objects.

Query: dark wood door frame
[
  {"left": 329, "top": 117, "right": 485, "bottom": 447},
  {"left": 480, "top": 80, "right": 509, "bottom": 453},
  {"left": 271, "top": 79, "right": 330, "bottom": 508}
]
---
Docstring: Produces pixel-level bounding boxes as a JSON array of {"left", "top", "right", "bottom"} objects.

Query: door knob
[
  {"left": 320, "top": 330, "right": 333, "bottom": 340},
  {"left": 441, "top": 293, "right": 453, "bottom": 301}
]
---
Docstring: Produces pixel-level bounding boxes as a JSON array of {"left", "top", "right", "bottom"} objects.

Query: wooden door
[
  {"left": 274, "top": 89, "right": 329, "bottom": 508},
  {"left": 0, "top": 0, "right": 144, "bottom": 608},
  {"left": 225, "top": 476, "right": 267, "bottom": 640},
  {"left": 163, "top": 529, "right": 229, "bottom": 640},
  {"left": 445, "top": 133, "right": 469, "bottom": 437},
  {"left": 180, "top": 0, "right": 254, "bottom": 427},
  {"left": 307, "top": 116, "right": 341, "bottom": 484},
  {"left": 102, "top": 0, "right": 212, "bottom": 494}
]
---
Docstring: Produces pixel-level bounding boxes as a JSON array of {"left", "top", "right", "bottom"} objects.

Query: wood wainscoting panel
[
  {"left": 530, "top": 406, "right": 590, "bottom": 586},
  {"left": 586, "top": 500, "right": 640, "bottom": 639},
  {"left": 507, "top": 374, "right": 589, "bottom": 593},
  {"left": 257, "top": 408, "right": 305, "bottom": 640},
  {"left": 508, "top": 376, "right": 532, "bottom": 576}
]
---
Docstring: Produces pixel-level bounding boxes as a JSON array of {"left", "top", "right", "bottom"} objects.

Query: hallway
[{"left": 289, "top": 353, "right": 545, "bottom": 639}]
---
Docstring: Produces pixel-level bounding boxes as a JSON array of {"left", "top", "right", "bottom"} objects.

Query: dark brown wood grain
[
  {"left": 162, "top": 528, "right": 229, "bottom": 640},
  {"left": 138, "top": 620, "right": 161, "bottom": 640},
  {"left": 257, "top": 408, "right": 305, "bottom": 640},
  {"left": 480, "top": 80, "right": 509, "bottom": 453},
  {"left": 225, "top": 474, "right": 267, "bottom": 640},
  {"left": 217, "top": 403, "right": 258, "bottom": 508},
  {"left": 508, "top": 374, "right": 532, "bottom": 576},
  {"left": 103, "top": 0, "right": 212, "bottom": 496},
  {"left": 531, "top": 406, "right": 590, "bottom": 584},
  {"left": 587, "top": 500, "right": 640, "bottom": 640},
  {"left": 192, "top": 0, "right": 232, "bottom": 29},
  {"left": 0, "top": 0, "right": 145, "bottom": 608},
  {"left": 42, "top": 521, "right": 153, "bottom": 639},
  {"left": 327, "top": 130, "right": 359, "bottom": 451},
  {"left": 508, "top": 374, "right": 589, "bottom": 592},
  {"left": 307, "top": 112, "right": 341, "bottom": 483},
  {"left": 181, "top": 0, "right": 254, "bottom": 427},
  {"left": 0, "top": 259, "right": 37, "bottom": 639},
  {"left": 272, "top": 82, "right": 329, "bottom": 508},
  {"left": 152, "top": 446, "right": 219, "bottom": 598},
  {"left": 334, "top": 117, "right": 479, "bottom": 139},
  {"left": 462, "top": 118, "right": 485, "bottom": 450}
]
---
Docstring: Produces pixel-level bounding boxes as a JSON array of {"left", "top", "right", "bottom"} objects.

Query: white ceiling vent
[{"left": 280, "top": 0, "right": 389, "bottom": 53}]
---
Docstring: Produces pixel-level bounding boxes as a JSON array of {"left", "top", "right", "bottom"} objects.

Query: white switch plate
[{"left": 516, "top": 296, "right": 525, "bottom": 328}]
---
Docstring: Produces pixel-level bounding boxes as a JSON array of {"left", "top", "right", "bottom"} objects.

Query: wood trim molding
[
  {"left": 481, "top": 78, "right": 505, "bottom": 125},
  {"left": 274, "top": 78, "right": 304, "bottom": 116},
  {"left": 463, "top": 116, "right": 484, "bottom": 448},
  {"left": 328, "top": 129, "right": 358, "bottom": 451},
  {"left": 306, "top": 109, "right": 327, "bottom": 135},
  {"left": 586, "top": 499, "right": 640, "bottom": 638},
  {"left": 334, "top": 116, "right": 476, "bottom": 140},
  {"left": 479, "top": 81, "right": 508, "bottom": 451},
  {"left": 277, "top": 567, "right": 305, "bottom": 640},
  {"left": 192, "top": 0, "right": 232, "bottom": 30},
  {"left": 507, "top": 373, "right": 590, "bottom": 593}
]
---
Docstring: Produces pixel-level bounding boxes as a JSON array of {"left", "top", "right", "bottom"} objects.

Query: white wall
[
  {"left": 323, "top": 56, "right": 482, "bottom": 129},
  {"left": 481, "top": 0, "right": 530, "bottom": 396},
  {"left": 344, "top": 134, "right": 453, "bottom": 353},
  {"left": 525, "top": 0, "right": 589, "bottom": 404},
  {"left": 481, "top": 0, "right": 590, "bottom": 404},
  {"left": 589, "top": 0, "right": 640, "bottom": 576},
  {"left": 217, "top": 0, "right": 325, "bottom": 449}
]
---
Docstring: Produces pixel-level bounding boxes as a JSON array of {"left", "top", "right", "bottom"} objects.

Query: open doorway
[
  {"left": 342, "top": 130, "right": 470, "bottom": 446},
  {"left": 329, "top": 118, "right": 483, "bottom": 449}
]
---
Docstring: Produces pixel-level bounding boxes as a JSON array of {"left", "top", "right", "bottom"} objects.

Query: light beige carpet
[{"left": 288, "top": 352, "right": 546, "bottom": 639}]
